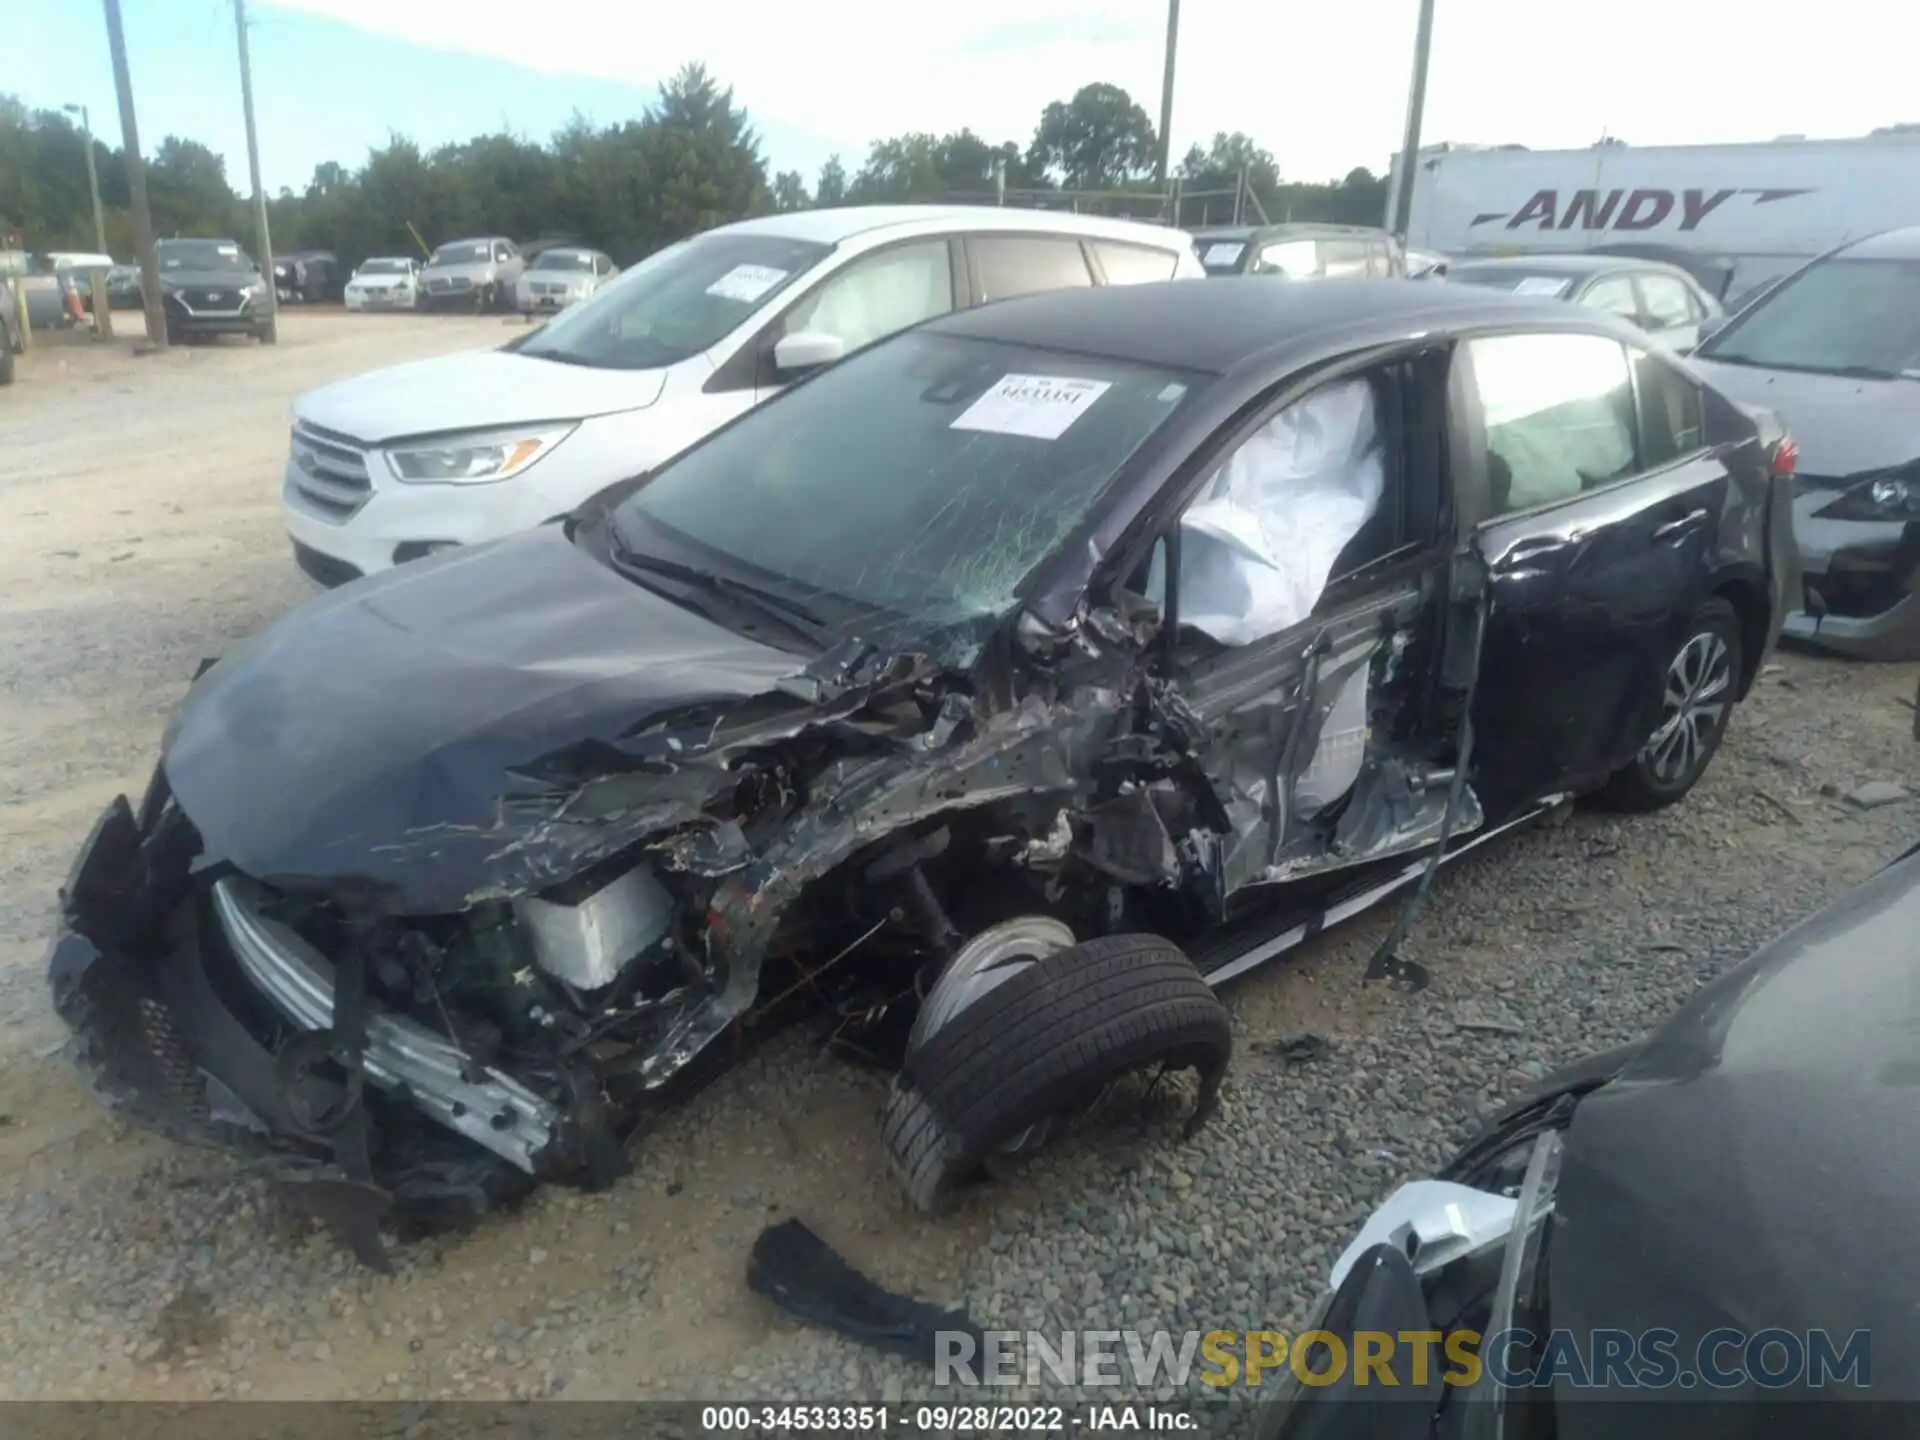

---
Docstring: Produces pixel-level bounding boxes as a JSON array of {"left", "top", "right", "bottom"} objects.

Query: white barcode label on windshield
[
  {"left": 951, "top": 374, "right": 1113, "bottom": 441},
  {"left": 705, "top": 264, "right": 789, "bottom": 304}
]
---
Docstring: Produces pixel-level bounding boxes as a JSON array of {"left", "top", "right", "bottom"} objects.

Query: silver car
[
  {"left": 1692, "top": 225, "right": 1920, "bottom": 660},
  {"left": 1448, "top": 254, "right": 1723, "bottom": 352},
  {"left": 514, "top": 246, "right": 617, "bottom": 314},
  {"left": 419, "top": 235, "right": 523, "bottom": 313}
]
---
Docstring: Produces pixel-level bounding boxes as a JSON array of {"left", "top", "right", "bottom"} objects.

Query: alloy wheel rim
[{"left": 1641, "top": 630, "right": 1732, "bottom": 783}]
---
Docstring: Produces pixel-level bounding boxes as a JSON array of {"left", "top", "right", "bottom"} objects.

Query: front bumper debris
[{"left": 210, "top": 876, "right": 561, "bottom": 1172}]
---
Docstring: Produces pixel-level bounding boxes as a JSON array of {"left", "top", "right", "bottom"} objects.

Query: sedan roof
[
  {"left": 926, "top": 276, "right": 1602, "bottom": 375},
  {"left": 1838, "top": 225, "right": 1920, "bottom": 260}
]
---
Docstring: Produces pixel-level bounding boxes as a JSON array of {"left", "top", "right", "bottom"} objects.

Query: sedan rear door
[{"left": 1457, "top": 329, "right": 1735, "bottom": 818}]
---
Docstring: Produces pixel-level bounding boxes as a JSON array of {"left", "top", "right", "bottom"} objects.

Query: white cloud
[{"left": 261, "top": 0, "right": 1920, "bottom": 184}]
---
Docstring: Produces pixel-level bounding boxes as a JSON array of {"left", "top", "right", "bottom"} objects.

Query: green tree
[
  {"left": 1027, "top": 83, "right": 1157, "bottom": 189},
  {"left": 771, "top": 169, "right": 809, "bottom": 211},
  {"left": 145, "top": 137, "right": 235, "bottom": 238},
  {"left": 637, "top": 62, "right": 768, "bottom": 245},
  {"left": 1177, "top": 132, "right": 1280, "bottom": 194},
  {"left": 815, "top": 154, "right": 847, "bottom": 206}
]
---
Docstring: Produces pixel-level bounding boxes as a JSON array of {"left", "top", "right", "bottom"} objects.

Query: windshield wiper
[
  {"left": 612, "top": 544, "right": 833, "bottom": 645},
  {"left": 1708, "top": 354, "right": 1918, "bottom": 382}
]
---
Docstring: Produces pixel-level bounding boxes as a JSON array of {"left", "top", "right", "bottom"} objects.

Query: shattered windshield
[
  {"left": 612, "top": 330, "right": 1197, "bottom": 629},
  {"left": 1701, "top": 257, "right": 1920, "bottom": 379},
  {"left": 520, "top": 232, "right": 829, "bottom": 369}
]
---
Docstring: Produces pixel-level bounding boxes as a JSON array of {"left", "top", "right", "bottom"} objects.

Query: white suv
[{"left": 281, "top": 206, "right": 1203, "bottom": 585}]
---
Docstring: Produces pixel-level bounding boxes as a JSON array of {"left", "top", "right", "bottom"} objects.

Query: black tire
[
  {"left": 1596, "top": 596, "right": 1742, "bottom": 812},
  {"left": 882, "top": 933, "right": 1232, "bottom": 1213}
]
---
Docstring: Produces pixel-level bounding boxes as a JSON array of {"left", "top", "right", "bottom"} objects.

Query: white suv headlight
[{"left": 385, "top": 424, "right": 577, "bottom": 484}]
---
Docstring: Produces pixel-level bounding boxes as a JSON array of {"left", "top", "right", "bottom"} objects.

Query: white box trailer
[{"left": 1396, "top": 135, "right": 1920, "bottom": 304}]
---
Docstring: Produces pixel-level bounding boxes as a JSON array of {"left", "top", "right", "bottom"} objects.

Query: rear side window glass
[
  {"left": 1093, "top": 241, "right": 1179, "bottom": 284},
  {"left": 1638, "top": 274, "right": 1697, "bottom": 330},
  {"left": 1320, "top": 241, "right": 1370, "bottom": 279},
  {"left": 972, "top": 237, "right": 1094, "bottom": 302},
  {"left": 1633, "top": 350, "right": 1705, "bottom": 466},
  {"left": 1582, "top": 275, "right": 1639, "bottom": 317},
  {"left": 1256, "top": 239, "right": 1319, "bottom": 278},
  {"left": 1467, "top": 333, "right": 1637, "bottom": 515}
]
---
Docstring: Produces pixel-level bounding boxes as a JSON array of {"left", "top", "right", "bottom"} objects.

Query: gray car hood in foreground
[
  {"left": 1547, "top": 844, "right": 1920, "bottom": 1416},
  {"left": 294, "top": 347, "right": 668, "bottom": 443},
  {"left": 1689, "top": 359, "right": 1920, "bottom": 476}
]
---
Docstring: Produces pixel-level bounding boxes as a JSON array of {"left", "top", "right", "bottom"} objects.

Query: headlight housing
[
  {"left": 1814, "top": 465, "right": 1920, "bottom": 522},
  {"left": 384, "top": 424, "right": 577, "bottom": 485}
]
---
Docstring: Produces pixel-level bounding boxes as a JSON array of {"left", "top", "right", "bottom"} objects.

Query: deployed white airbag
[{"left": 1159, "top": 377, "right": 1385, "bottom": 646}]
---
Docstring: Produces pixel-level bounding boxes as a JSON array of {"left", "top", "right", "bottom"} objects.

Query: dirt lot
[{"left": 0, "top": 313, "right": 1916, "bottom": 1406}]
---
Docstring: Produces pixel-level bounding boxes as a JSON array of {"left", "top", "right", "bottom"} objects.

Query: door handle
[{"left": 1652, "top": 507, "right": 1708, "bottom": 542}]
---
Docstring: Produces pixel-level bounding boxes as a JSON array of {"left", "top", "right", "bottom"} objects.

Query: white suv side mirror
[{"left": 772, "top": 330, "right": 845, "bottom": 376}]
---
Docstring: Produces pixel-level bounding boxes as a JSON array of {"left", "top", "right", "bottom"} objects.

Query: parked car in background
[
  {"left": 1591, "top": 240, "right": 1739, "bottom": 303},
  {"left": 514, "top": 246, "right": 617, "bottom": 314},
  {"left": 420, "top": 236, "right": 524, "bottom": 312},
  {"left": 280, "top": 205, "right": 1204, "bottom": 586},
  {"left": 343, "top": 256, "right": 423, "bottom": 312},
  {"left": 106, "top": 264, "right": 143, "bottom": 309},
  {"left": 1260, "top": 835, "right": 1920, "bottom": 1437},
  {"left": 1448, "top": 254, "right": 1723, "bottom": 352},
  {"left": 1192, "top": 223, "right": 1406, "bottom": 280},
  {"left": 1690, "top": 225, "right": 1920, "bottom": 660},
  {"left": 274, "top": 250, "right": 344, "bottom": 303},
  {"left": 55, "top": 279, "right": 1793, "bottom": 1255},
  {"left": 155, "top": 238, "right": 275, "bottom": 345}
]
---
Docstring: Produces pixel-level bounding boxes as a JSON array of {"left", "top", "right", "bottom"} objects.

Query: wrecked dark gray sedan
[{"left": 48, "top": 279, "right": 1798, "bottom": 1262}]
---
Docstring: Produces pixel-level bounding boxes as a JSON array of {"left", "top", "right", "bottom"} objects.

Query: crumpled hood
[
  {"left": 294, "top": 348, "right": 669, "bottom": 444},
  {"left": 1691, "top": 359, "right": 1920, "bottom": 476},
  {"left": 163, "top": 526, "right": 808, "bottom": 913}
]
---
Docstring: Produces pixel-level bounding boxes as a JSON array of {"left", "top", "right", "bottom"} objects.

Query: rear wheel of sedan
[
  {"left": 882, "top": 933, "right": 1231, "bottom": 1213},
  {"left": 1598, "top": 596, "right": 1742, "bottom": 812}
]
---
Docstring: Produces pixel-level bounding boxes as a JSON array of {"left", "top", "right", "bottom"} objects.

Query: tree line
[{"left": 0, "top": 65, "right": 1389, "bottom": 268}]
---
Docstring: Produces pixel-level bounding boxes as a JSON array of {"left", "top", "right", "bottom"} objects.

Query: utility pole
[
  {"left": 63, "top": 104, "right": 109, "bottom": 254},
  {"left": 233, "top": 0, "right": 276, "bottom": 335},
  {"left": 1385, "top": 0, "right": 1436, "bottom": 240},
  {"left": 1155, "top": 0, "right": 1179, "bottom": 187},
  {"left": 102, "top": 0, "right": 166, "bottom": 347}
]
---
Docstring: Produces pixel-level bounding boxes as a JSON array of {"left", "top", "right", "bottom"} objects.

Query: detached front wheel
[
  {"left": 1598, "top": 596, "right": 1742, "bottom": 812},
  {"left": 882, "top": 932, "right": 1231, "bottom": 1213}
]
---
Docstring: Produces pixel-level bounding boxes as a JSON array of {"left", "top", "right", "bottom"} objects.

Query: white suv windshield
[
  {"left": 532, "top": 252, "right": 593, "bottom": 272},
  {"left": 1703, "top": 257, "right": 1920, "bottom": 379},
  {"left": 613, "top": 330, "right": 1195, "bottom": 627},
  {"left": 522, "top": 233, "right": 828, "bottom": 370},
  {"left": 358, "top": 259, "right": 410, "bottom": 275},
  {"left": 430, "top": 242, "right": 491, "bottom": 264}
]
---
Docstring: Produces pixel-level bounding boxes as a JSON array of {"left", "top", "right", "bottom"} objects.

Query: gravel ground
[{"left": 0, "top": 318, "right": 1916, "bottom": 1418}]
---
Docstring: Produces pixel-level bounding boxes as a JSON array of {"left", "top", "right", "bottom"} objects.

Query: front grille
[
  {"left": 427, "top": 276, "right": 473, "bottom": 293},
  {"left": 292, "top": 540, "right": 363, "bottom": 588},
  {"left": 289, "top": 422, "right": 372, "bottom": 521}
]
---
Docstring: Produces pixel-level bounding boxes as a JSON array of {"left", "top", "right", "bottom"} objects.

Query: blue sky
[
  {"left": 4, "top": 0, "right": 849, "bottom": 194},
  {"left": 4, "top": 0, "right": 1913, "bottom": 200}
]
